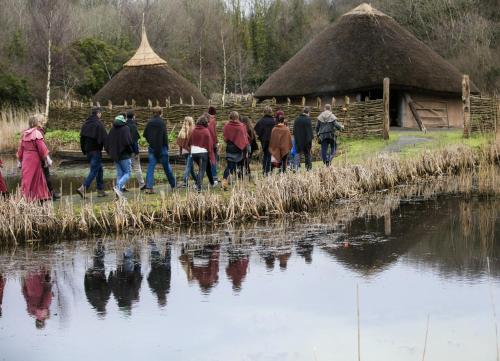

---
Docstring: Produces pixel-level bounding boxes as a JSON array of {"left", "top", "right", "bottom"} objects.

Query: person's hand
[
  {"left": 45, "top": 156, "right": 53, "bottom": 168},
  {"left": 17, "top": 160, "right": 22, "bottom": 169}
]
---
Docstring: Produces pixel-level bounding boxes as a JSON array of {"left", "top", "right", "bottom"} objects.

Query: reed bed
[
  {"left": 0, "top": 107, "right": 42, "bottom": 153},
  {"left": 0, "top": 142, "right": 498, "bottom": 244}
]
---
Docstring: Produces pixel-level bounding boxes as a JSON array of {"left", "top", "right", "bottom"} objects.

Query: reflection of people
[
  {"left": 0, "top": 274, "right": 5, "bottom": 317},
  {"left": 147, "top": 241, "right": 171, "bottom": 307},
  {"left": 180, "top": 245, "right": 220, "bottom": 293},
  {"left": 225, "top": 253, "right": 249, "bottom": 292},
  {"left": 278, "top": 252, "right": 291, "bottom": 270},
  {"left": 261, "top": 248, "right": 292, "bottom": 271},
  {"left": 84, "top": 242, "right": 111, "bottom": 316},
  {"left": 297, "top": 241, "right": 314, "bottom": 264},
  {"left": 22, "top": 269, "right": 52, "bottom": 329},
  {"left": 108, "top": 248, "right": 142, "bottom": 313}
]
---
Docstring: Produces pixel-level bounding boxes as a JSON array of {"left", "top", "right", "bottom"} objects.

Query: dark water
[{"left": 0, "top": 194, "right": 499, "bottom": 361}]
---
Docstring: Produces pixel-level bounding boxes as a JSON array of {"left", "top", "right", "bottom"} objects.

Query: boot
[
  {"left": 221, "top": 179, "right": 229, "bottom": 191},
  {"left": 76, "top": 185, "right": 86, "bottom": 199},
  {"left": 97, "top": 189, "right": 107, "bottom": 197}
]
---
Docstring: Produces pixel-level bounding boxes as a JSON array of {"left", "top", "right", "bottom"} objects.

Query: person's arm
[
  {"left": 315, "top": 120, "right": 320, "bottom": 135},
  {"left": 333, "top": 119, "right": 344, "bottom": 131},
  {"left": 80, "top": 135, "right": 86, "bottom": 154}
]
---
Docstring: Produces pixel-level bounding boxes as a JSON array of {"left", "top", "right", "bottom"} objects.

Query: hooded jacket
[
  {"left": 144, "top": 116, "right": 168, "bottom": 157},
  {"left": 106, "top": 119, "right": 133, "bottom": 162},
  {"left": 293, "top": 113, "right": 314, "bottom": 152},
  {"left": 316, "top": 110, "right": 343, "bottom": 142},
  {"left": 254, "top": 115, "right": 276, "bottom": 147},
  {"left": 80, "top": 115, "right": 108, "bottom": 154}
]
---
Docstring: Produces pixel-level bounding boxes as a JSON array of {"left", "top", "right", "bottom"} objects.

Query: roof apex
[
  {"left": 124, "top": 16, "right": 167, "bottom": 67},
  {"left": 344, "top": 3, "right": 388, "bottom": 17}
]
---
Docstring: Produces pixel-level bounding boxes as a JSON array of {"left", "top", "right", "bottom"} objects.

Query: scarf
[{"left": 223, "top": 120, "right": 249, "bottom": 151}]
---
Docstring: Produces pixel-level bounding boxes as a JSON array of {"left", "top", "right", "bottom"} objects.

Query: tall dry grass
[
  {"left": 0, "top": 107, "right": 42, "bottom": 153},
  {"left": 0, "top": 143, "right": 498, "bottom": 244}
]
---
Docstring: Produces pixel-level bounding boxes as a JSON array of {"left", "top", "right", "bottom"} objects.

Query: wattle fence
[{"left": 470, "top": 95, "right": 498, "bottom": 134}]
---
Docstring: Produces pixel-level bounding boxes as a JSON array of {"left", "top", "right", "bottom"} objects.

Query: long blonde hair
[{"left": 178, "top": 116, "right": 194, "bottom": 139}]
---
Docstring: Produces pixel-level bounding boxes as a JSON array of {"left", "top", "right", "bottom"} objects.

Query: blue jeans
[
  {"left": 223, "top": 161, "right": 238, "bottom": 180},
  {"left": 146, "top": 147, "right": 176, "bottom": 189},
  {"left": 84, "top": 151, "right": 104, "bottom": 190},
  {"left": 321, "top": 139, "right": 336, "bottom": 165},
  {"left": 115, "top": 159, "right": 132, "bottom": 190},
  {"left": 183, "top": 154, "right": 197, "bottom": 184},
  {"left": 211, "top": 147, "right": 219, "bottom": 181}
]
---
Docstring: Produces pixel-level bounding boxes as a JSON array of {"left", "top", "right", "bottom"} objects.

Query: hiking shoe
[
  {"left": 221, "top": 179, "right": 229, "bottom": 191},
  {"left": 113, "top": 187, "right": 124, "bottom": 200},
  {"left": 76, "top": 185, "right": 86, "bottom": 199},
  {"left": 140, "top": 184, "right": 148, "bottom": 191},
  {"left": 52, "top": 192, "right": 61, "bottom": 201},
  {"left": 97, "top": 190, "right": 107, "bottom": 197},
  {"left": 144, "top": 188, "right": 156, "bottom": 195},
  {"left": 121, "top": 187, "right": 129, "bottom": 193}
]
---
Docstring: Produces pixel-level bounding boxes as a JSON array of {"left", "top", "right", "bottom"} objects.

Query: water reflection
[
  {"left": 225, "top": 250, "right": 249, "bottom": 292},
  {"left": 108, "top": 248, "right": 142, "bottom": 314},
  {"left": 180, "top": 245, "right": 220, "bottom": 293},
  {"left": 84, "top": 241, "right": 110, "bottom": 316},
  {"left": 0, "top": 274, "right": 4, "bottom": 317},
  {"left": 22, "top": 269, "right": 52, "bottom": 329},
  {"left": 147, "top": 240, "right": 171, "bottom": 307}
]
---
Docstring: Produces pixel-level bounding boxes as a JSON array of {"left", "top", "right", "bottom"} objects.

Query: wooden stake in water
[
  {"left": 357, "top": 284, "right": 361, "bottom": 361},
  {"left": 487, "top": 257, "right": 500, "bottom": 361},
  {"left": 422, "top": 314, "right": 430, "bottom": 361}
]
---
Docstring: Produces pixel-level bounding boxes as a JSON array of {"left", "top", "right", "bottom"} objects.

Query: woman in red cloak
[{"left": 17, "top": 114, "right": 52, "bottom": 202}]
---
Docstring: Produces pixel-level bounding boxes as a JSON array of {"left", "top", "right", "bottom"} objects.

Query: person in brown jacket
[{"left": 269, "top": 115, "right": 293, "bottom": 173}]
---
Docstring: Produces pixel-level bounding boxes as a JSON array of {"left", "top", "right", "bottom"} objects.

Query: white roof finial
[{"left": 124, "top": 14, "right": 167, "bottom": 67}]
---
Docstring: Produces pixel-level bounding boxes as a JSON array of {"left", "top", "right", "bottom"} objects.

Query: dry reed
[
  {"left": 0, "top": 142, "right": 498, "bottom": 244},
  {"left": 0, "top": 107, "right": 41, "bottom": 153}
]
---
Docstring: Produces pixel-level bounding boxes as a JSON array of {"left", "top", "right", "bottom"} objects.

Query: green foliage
[
  {"left": 45, "top": 130, "right": 80, "bottom": 145},
  {"left": 5, "top": 30, "right": 26, "bottom": 61},
  {"left": 0, "top": 68, "right": 33, "bottom": 107},
  {"left": 70, "top": 37, "right": 132, "bottom": 97}
]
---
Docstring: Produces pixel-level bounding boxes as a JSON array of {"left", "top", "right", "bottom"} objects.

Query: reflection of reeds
[{"left": 0, "top": 143, "right": 498, "bottom": 243}]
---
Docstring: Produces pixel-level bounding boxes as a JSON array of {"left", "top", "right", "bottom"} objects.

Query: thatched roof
[
  {"left": 255, "top": 4, "right": 478, "bottom": 98},
  {"left": 94, "top": 24, "right": 207, "bottom": 106}
]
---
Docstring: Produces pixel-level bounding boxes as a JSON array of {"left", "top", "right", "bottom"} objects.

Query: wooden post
[
  {"left": 301, "top": 97, "right": 306, "bottom": 107},
  {"left": 331, "top": 97, "right": 336, "bottom": 106},
  {"left": 108, "top": 100, "right": 112, "bottom": 110},
  {"left": 191, "top": 96, "right": 195, "bottom": 106},
  {"left": 124, "top": 100, "right": 128, "bottom": 107},
  {"left": 462, "top": 75, "right": 471, "bottom": 138},
  {"left": 147, "top": 99, "right": 152, "bottom": 108},
  {"left": 287, "top": 97, "right": 291, "bottom": 106},
  {"left": 384, "top": 209, "right": 391, "bottom": 236},
  {"left": 316, "top": 97, "right": 322, "bottom": 108},
  {"left": 383, "top": 77, "right": 390, "bottom": 140},
  {"left": 155, "top": 99, "right": 160, "bottom": 107},
  {"left": 96, "top": 101, "right": 101, "bottom": 108},
  {"left": 404, "top": 93, "right": 427, "bottom": 132},
  {"left": 272, "top": 97, "right": 276, "bottom": 105},
  {"left": 179, "top": 97, "right": 183, "bottom": 105},
  {"left": 132, "top": 99, "right": 136, "bottom": 107},
  {"left": 251, "top": 97, "right": 257, "bottom": 108}
]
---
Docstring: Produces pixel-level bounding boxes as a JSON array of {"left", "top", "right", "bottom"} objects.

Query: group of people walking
[{"left": 0, "top": 103, "right": 344, "bottom": 202}]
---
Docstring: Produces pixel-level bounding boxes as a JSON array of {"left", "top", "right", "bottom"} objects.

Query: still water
[{"left": 0, "top": 194, "right": 499, "bottom": 361}]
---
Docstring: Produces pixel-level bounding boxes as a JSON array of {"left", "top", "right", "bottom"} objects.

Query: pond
[{"left": 0, "top": 190, "right": 498, "bottom": 361}]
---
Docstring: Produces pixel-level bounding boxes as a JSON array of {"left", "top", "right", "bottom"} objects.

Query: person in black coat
[
  {"left": 105, "top": 114, "right": 133, "bottom": 198},
  {"left": 293, "top": 107, "right": 314, "bottom": 171},
  {"left": 77, "top": 107, "right": 108, "bottom": 198},
  {"left": 254, "top": 106, "right": 276, "bottom": 175},
  {"left": 143, "top": 107, "right": 176, "bottom": 193}
]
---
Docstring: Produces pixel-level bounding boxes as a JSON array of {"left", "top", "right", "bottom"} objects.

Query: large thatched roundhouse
[
  {"left": 255, "top": 4, "right": 478, "bottom": 128},
  {"left": 94, "top": 25, "right": 207, "bottom": 106}
]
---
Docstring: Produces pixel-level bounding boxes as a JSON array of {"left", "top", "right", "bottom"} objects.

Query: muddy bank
[{"left": 0, "top": 143, "right": 498, "bottom": 243}]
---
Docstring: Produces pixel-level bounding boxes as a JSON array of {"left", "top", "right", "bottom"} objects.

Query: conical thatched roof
[
  {"left": 94, "top": 23, "right": 207, "bottom": 106},
  {"left": 255, "top": 4, "right": 477, "bottom": 98}
]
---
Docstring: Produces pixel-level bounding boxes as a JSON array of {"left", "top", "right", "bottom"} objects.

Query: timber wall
[
  {"left": 48, "top": 99, "right": 384, "bottom": 138},
  {"left": 470, "top": 95, "right": 498, "bottom": 134}
]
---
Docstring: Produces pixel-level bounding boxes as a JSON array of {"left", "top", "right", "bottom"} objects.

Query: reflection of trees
[
  {"left": 406, "top": 198, "right": 500, "bottom": 280},
  {"left": 147, "top": 241, "right": 171, "bottom": 307},
  {"left": 108, "top": 248, "right": 142, "bottom": 314},
  {"left": 84, "top": 242, "right": 111, "bottom": 316},
  {"left": 179, "top": 245, "right": 220, "bottom": 294},
  {"left": 22, "top": 269, "right": 52, "bottom": 329}
]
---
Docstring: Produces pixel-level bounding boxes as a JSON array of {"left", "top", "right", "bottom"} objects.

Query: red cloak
[{"left": 223, "top": 120, "right": 249, "bottom": 151}]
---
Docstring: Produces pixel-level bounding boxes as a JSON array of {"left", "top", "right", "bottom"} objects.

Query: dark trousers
[
  {"left": 320, "top": 139, "right": 336, "bottom": 165},
  {"left": 294, "top": 150, "right": 312, "bottom": 171},
  {"left": 223, "top": 161, "right": 238, "bottom": 180},
  {"left": 261, "top": 143, "right": 272, "bottom": 175},
  {"left": 43, "top": 165, "right": 54, "bottom": 193},
  {"left": 192, "top": 153, "right": 214, "bottom": 191},
  {"left": 273, "top": 154, "right": 288, "bottom": 173},
  {"left": 83, "top": 151, "right": 104, "bottom": 190}
]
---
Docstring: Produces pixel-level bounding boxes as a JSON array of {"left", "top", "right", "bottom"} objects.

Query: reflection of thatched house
[
  {"left": 94, "top": 24, "right": 207, "bottom": 106},
  {"left": 255, "top": 4, "right": 478, "bottom": 128}
]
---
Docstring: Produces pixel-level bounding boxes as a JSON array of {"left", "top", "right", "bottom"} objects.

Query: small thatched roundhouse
[
  {"left": 94, "top": 25, "right": 207, "bottom": 106},
  {"left": 255, "top": 4, "right": 478, "bottom": 128}
]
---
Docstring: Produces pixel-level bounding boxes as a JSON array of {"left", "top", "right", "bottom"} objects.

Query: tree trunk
[
  {"left": 45, "top": 15, "right": 52, "bottom": 121},
  {"left": 198, "top": 43, "right": 203, "bottom": 91},
  {"left": 221, "top": 30, "right": 227, "bottom": 107}
]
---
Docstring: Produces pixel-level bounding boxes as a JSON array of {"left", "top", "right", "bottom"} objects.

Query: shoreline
[{"left": 0, "top": 141, "right": 498, "bottom": 244}]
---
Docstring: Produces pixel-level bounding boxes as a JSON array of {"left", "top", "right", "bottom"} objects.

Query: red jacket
[
  {"left": 208, "top": 115, "right": 217, "bottom": 145},
  {"left": 189, "top": 125, "right": 216, "bottom": 165}
]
